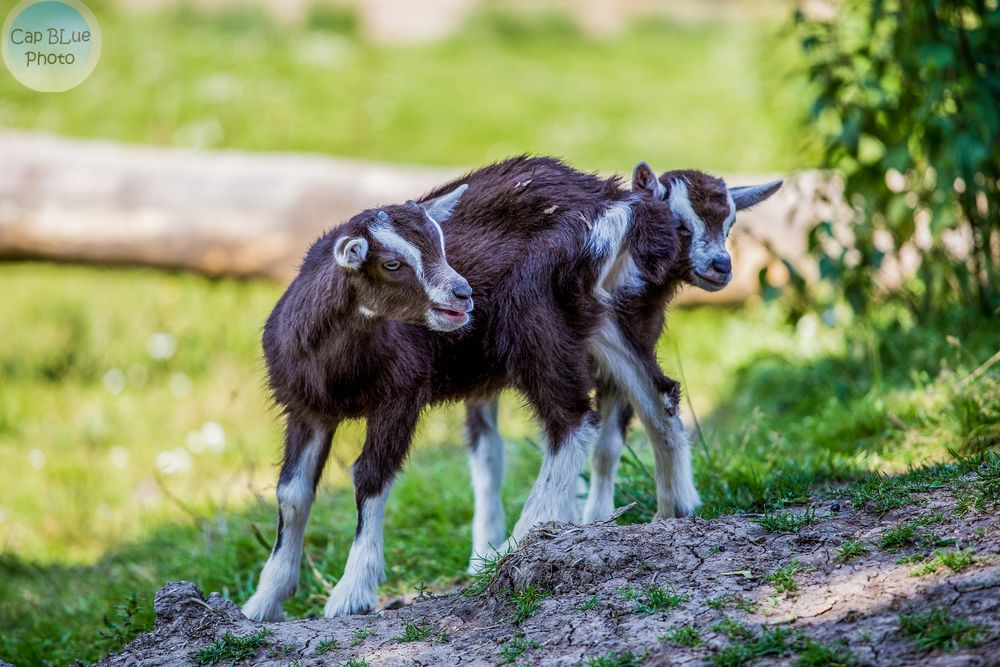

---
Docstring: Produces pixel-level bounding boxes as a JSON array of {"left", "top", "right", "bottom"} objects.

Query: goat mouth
[
  {"left": 431, "top": 307, "right": 470, "bottom": 325},
  {"left": 694, "top": 272, "right": 730, "bottom": 290}
]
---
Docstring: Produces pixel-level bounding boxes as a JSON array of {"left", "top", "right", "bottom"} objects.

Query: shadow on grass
[
  {"left": 616, "top": 307, "right": 999, "bottom": 520},
  {"left": 0, "top": 440, "right": 543, "bottom": 666}
]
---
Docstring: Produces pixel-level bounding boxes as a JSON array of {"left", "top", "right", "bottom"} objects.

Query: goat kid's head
[
  {"left": 631, "top": 162, "right": 782, "bottom": 292},
  {"left": 333, "top": 184, "right": 473, "bottom": 332}
]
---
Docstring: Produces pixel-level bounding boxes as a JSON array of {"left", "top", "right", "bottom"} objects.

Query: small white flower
[
  {"left": 103, "top": 368, "right": 126, "bottom": 395},
  {"left": 147, "top": 333, "right": 177, "bottom": 361},
  {"left": 201, "top": 422, "right": 226, "bottom": 454},
  {"left": 28, "top": 448, "right": 45, "bottom": 469},
  {"left": 169, "top": 372, "right": 193, "bottom": 397},
  {"left": 109, "top": 446, "right": 130, "bottom": 469},
  {"left": 156, "top": 449, "right": 192, "bottom": 475}
]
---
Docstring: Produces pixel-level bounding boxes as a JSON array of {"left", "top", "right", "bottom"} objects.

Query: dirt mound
[{"left": 96, "top": 472, "right": 999, "bottom": 666}]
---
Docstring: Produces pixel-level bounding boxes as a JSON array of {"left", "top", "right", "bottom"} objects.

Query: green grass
[
  {"left": 315, "top": 637, "right": 340, "bottom": 654},
  {"left": 756, "top": 507, "right": 817, "bottom": 533},
  {"left": 0, "top": 1, "right": 808, "bottom": 174},
  {"left": 793, "top": 639, "right": 856, "bottom": 666},
  {"left": 191, "top": 629, "right": 271, "bottom": 665},
  {"left": 574, "top": 595, "right": 601, "bottom": 611},
  {"left": 711, "top": 618, "right": 756, "bottom": 642},
  {"left": 710, "top": 627, "right": 802, "bottom": 667},
  {"left": 661, "top": 625, "right": 704, "bottom": 647},
  {"left": 509, "top": 586, "right": 548, "bottom": 625},
  {"left": 394, "top": 620, "right": 437, "bottom": 643},
  {"left": 1, "top": 262, "right": 999, "bottom": 665},
  {"left": 912, "top": 547, "right": 978, "bottom": 576},
  {"left": 583, "top": 650, "right": 643, "bottom": 667},
  {"left": 898, "top": 606, "right": 986, "bottom": 653},
  {"left": 878, "top": 514, "right": 951, "bottom": 553},
  {"left": 349, "top": 628, "right": 375, "bottom": 647},
  {"left": 343, "top": 659, "right": 369, "bottom": 667},
  {"left": 498, "top": 632, "right": 540, "bottom": 664},
  {"left": 833, "top": 540, "right": 869, "bottom": 563},
  {"left": 766, "top": 561, "right": 805, "bottom": 594}
]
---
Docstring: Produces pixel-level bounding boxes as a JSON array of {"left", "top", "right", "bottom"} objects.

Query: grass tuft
[
  {"left": 463, "top": 550, "right": 511, "bottom": 597},
  {"left": 498, "top": 631, "right": 540, "bottom": 664},
  {"left": 898, "top": 605, "right": 985, "bottom": 652},
  {"left": 509, "top": 587, "right": 548, "bottom": 625},
  {"left": 349, "top": 628, "right": 375, "bottom": 647},
  {"left": 833, "top": 539, "right": 869, "bottom": 563},
  {"left": 315, "top": 637, "right": 340, "bottom": 654},
  {"left": 661, "top": 624, "right": 703, "bottom": 647},
  {"left": 583, "top": 650, "right": 642, "bottom": 667},
  {"left": 574, "top": 595, "right": 601, "bottom": 612},
  {"left": 878, "top": 514, "right": 951, "bottom": 553},
  {"left": 766, "top": 561, "right": 805, "bottom": 594},
  {"left": 756, "top": 507, "right": 817, "bottom": 533},
  {"left": 191, "top": 629, "right": 271, "bottom": 665},
  {"left": 394, "top": 620, "right": 436, "bottom": 643},
  {"left": 711, "top": 617, "right": 755, "bottom": 641}
]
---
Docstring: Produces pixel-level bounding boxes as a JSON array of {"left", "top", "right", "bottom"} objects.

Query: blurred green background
[{"left": 0, "top": 1, "right": 997, "bottom": 665}]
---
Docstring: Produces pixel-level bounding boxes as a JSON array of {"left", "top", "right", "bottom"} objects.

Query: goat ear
[
  {"left": 333, "top": 236, "right": 368, "bottom": 270},
  {"left": 730, "top": 179, "right": 783, "bottom": 211},
  {"left": 632, "top": 161, "right": 666, "bottom": 200},
  {"left": 422, "top": 183, "right": 468, "bottom": 222}
]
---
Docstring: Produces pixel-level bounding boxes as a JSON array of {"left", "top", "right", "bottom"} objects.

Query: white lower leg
[
  {"left": 583, "top": 403, "right": 625, "bottom": 523},
  {"left": 650, "top": 414, "right": 700, "bottom": 519},
  {"left": 512, "top": 421, "right": 593, "bottom": 540},
  {"left": 468, "top": 405, "right": 506, "bottom": 573},
  {"left": 324, "top": 484, "right": 391, "bottom": 617},
  {"left": 242, "top": 433, "right": 324, "bottom": 621}
]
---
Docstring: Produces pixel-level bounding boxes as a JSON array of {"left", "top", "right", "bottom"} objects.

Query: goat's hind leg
[
  {"left": 582, "top": 386, "right": 631, "bottom": 523},
  {"left": 589, "top": 319, "right": 700, "bottom": 519},
  {"left": 243, "top": 416, "right": 332, "bottom": 621},
  {"left": 466, "top": 397, "right": 506, "bottom": 573}
]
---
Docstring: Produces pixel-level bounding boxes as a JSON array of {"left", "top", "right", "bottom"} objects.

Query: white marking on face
[
  {"left": 369, "top": 214, "right": 454, "bottom": 306},
  {"left": 423, "top": 210, "right": 448, "bottom": 256},
  {"left": 242, "top": 429, "right": 326, "bottom": 622},
  {"left": 723, "top": 190, "right": 737, "bottom": 237},
  {"left": 324, "top": 483, "right": 392, "bottom": 617},
  {"left": 358, "top": 306, "right": 376, "bottom": 318},
  {"left": 467, "top": 399, "right": 506, "bottom": 573},
  {"left": 671, "top": 179, "right": 729, "bottom": 289}
]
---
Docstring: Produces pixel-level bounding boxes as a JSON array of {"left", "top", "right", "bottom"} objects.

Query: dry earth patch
[{"left": 95, "top": 466, "right": 999, "bottom": 666}]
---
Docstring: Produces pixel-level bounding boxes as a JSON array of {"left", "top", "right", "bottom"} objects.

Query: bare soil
[{"left": 96, "top": 477, "right": 1000, "bottom": 666}]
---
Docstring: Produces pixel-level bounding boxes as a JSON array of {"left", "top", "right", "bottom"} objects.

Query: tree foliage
[{"left": 786, "top": 0, "right": 1000, "bottom": 319}]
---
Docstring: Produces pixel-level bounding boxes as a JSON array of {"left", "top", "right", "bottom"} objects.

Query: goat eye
[{"left": 383, "top": 260, "right": 401, "bottom": 271}]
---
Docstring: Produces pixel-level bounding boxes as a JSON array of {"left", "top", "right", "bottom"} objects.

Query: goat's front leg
[
  {"left": 324, "top": 403, "right": 418, "bottom": 617},
  {"left": 589, "top": 319, "right": 700, "bottom": 519},
  {"left": 466, "top": 397, "right": 506, "bottom": 574},
  {"left": 243, "top": 416, "right": 334, "bottom": 621}
]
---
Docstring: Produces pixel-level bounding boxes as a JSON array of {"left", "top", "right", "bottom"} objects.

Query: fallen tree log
[{"left": 0, "top": 131, "right": 834, "bottom": 304}]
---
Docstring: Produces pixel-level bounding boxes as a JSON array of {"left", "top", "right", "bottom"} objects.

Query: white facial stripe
[
  {"left": 723, "top": 190, "right": 736, "bottom": 236},
  {"left": 370, "top": 215, "right": 455, "bottom": 305},
  {"left": 370, "top": 218, "right": 424, "bottom": 276},
  {"left": 424, "top": 211, "right": 448, "bottom": 257},
  {"left": 669, "top": 179, "right": 706, "bottom": 237}
]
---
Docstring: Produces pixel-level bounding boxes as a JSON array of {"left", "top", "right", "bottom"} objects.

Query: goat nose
[
  {"left": 452, "top": 281, "right": 473, "bottom": 300},
  {"left": 712, "top": 255, "right": 732, "bottom": 273}
]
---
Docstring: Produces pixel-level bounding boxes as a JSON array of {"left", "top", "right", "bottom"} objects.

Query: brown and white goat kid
[
  {"left": 243, "top": 157, "right": 684, "bottom": 621},
  {"left": 464, "top": 162, "right": 782, "bottom": 570}
]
